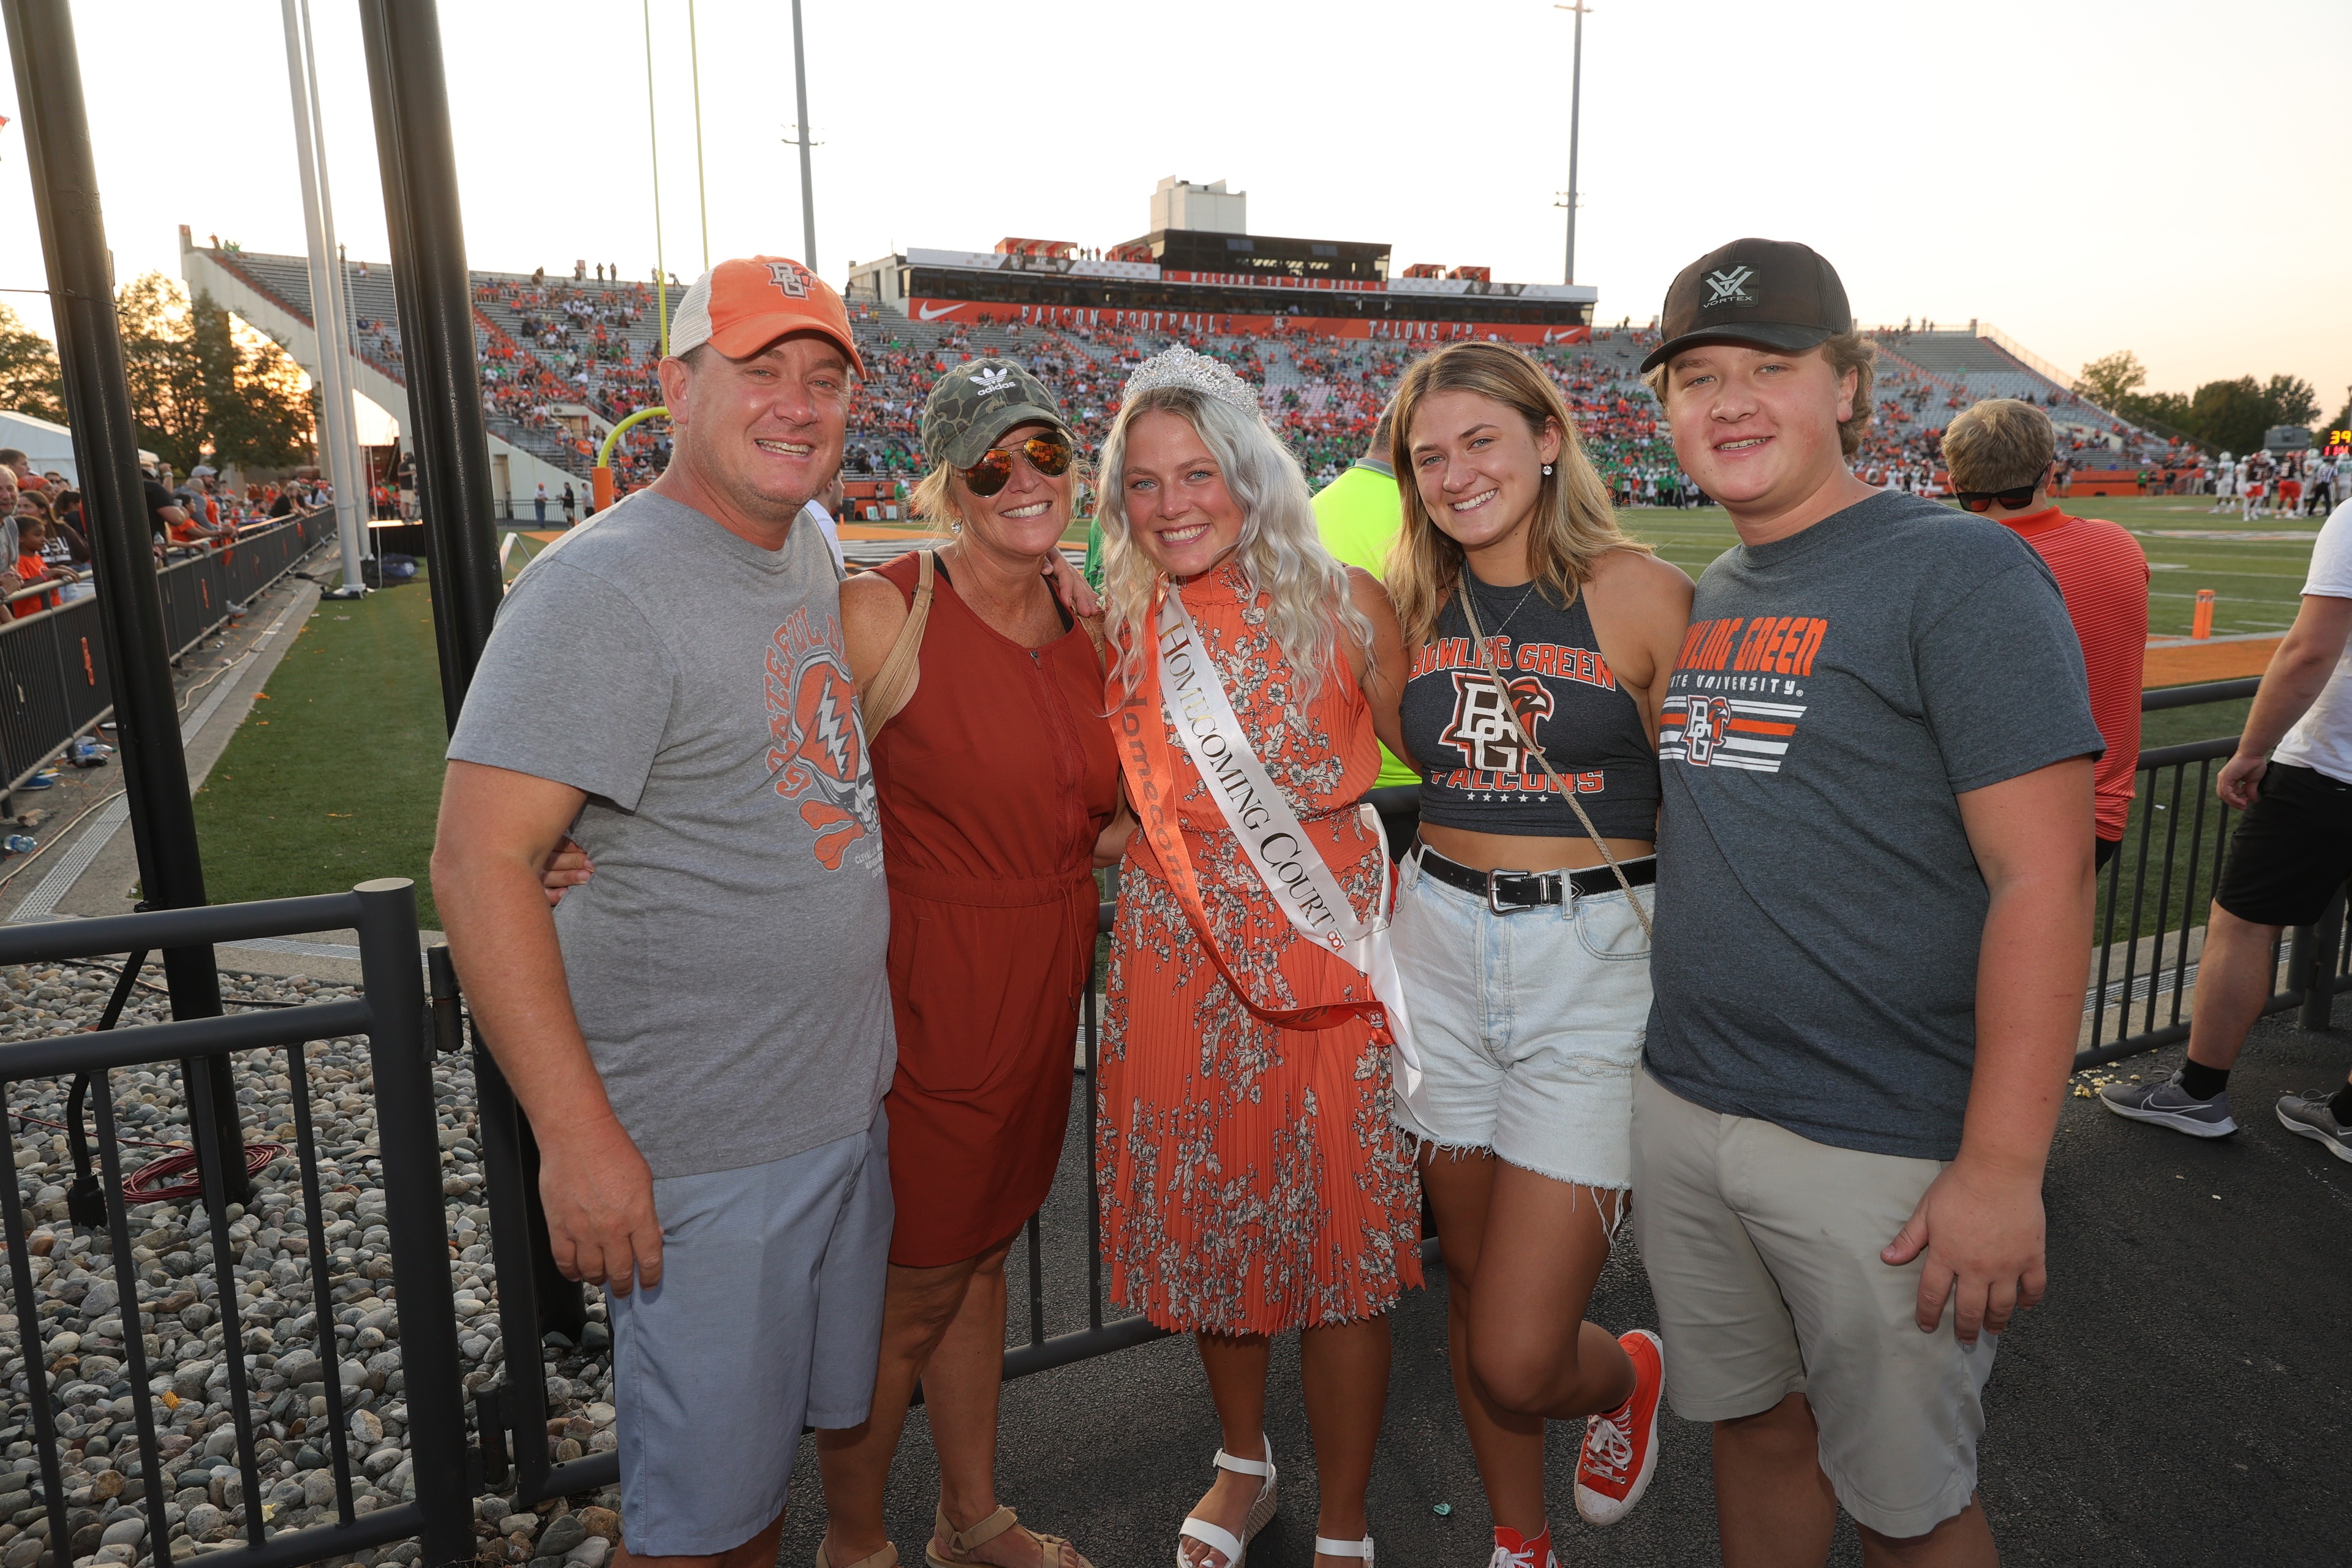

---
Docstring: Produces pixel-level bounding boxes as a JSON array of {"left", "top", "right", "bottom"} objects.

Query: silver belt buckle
[{"left": 1487, "top": 867, "right": 1536, "bottom": 914}]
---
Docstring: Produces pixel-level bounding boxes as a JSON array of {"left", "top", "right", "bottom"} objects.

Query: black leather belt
[{"left": 1412, "top": 840, "right": 1656, "bottom": 913}]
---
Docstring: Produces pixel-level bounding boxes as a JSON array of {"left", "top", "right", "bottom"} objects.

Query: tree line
[
  {"left": 0, "top": 271, "right": 313, "bottom": 478},
  {"left": 2076, "top": 350, "right": 2345, "bottom": 456}
]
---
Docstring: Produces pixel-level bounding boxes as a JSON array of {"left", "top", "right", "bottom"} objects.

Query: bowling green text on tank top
[{"left": 1399, "top": 570, "right": 1661, "bottom": 839}]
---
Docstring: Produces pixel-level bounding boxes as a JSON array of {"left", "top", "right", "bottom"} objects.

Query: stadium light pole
[
  {"left": 300, "top": 0, "right": 372, "bottom": 573},
  {"left": 0, "top": 0, "right": 248, "bottom": 1202},
  {"left": 1555, "top": 1, "right": 1589, "bottom": 285},
  {"left": 789, "top": 0, "right": 818, "bottom": 271},
  {"left": 280, "top": 0, "right": 368, "bottom": 595},
  {"left": 688, "top": 0, "right": 709, "bottom": 273},
  {"left": 644, "top": 0, "right": 669, "bottom": 350}
]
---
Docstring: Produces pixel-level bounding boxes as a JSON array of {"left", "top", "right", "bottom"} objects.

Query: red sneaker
[
  {"left": 1574, "top": 1328, "right": 1664, "bottom": 1526},
  {"left": 1487, "top": 1525, "right": 1556, "bottom": 1568}
]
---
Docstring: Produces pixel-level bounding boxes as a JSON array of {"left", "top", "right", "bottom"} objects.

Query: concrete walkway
[{"left": 760, "top": 1016, "right": 2351, "bottom": 1567}]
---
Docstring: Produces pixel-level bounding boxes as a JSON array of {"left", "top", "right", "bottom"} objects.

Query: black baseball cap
[{"left": 1641, "top": 238, "right": 1852, "bottom": 373}]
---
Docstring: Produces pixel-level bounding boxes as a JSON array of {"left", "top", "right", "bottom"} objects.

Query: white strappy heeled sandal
[
  {"left": 1175, "top": 1438, "right": 1278, "bottom": 1567},
  {"left": 1314, "top": 1536, "right": 1375, "bottom": 1566}
]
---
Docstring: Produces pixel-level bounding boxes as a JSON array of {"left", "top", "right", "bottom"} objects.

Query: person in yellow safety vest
[{"left": 1311, "top": 401, "right": 1422, "bottom": 858}]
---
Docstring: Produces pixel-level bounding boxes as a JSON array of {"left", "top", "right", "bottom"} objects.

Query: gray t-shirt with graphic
[
  {"left": 448, "top": 490, "right": 894, "bottom": 1178},
  {"left": 1644, "top": 491, "right": 2104, "bottom": 1160}
]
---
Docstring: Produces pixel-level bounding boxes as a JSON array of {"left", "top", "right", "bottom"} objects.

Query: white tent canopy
[{"left": 0, "top": 410, "right": 159, "bottom": 484}]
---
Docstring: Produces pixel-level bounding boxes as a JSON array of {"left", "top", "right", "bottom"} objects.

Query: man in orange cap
[{"left": 436, "top": 256, "right": 898, "bottom": 1568}]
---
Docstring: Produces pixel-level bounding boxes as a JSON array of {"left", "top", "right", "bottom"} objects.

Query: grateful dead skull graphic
[{"left": 765, "top": 608, "right": 881, "bottom": 870}]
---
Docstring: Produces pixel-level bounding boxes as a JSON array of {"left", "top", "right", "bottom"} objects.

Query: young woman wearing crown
[{"left": 1090, "top": 345, "right": 1419, "bottom": 1568}]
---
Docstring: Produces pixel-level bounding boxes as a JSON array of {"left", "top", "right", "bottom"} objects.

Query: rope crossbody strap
[
  {"left": 1455, "top": 579, "right": 1654, "bottom": 940},
  {"left": 861, "top": 549, "right": 935, "bottom": 735}
]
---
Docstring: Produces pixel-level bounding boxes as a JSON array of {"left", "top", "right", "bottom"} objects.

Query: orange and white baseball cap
[{"left": 668, "top": 256, "right": 864, "bottom": 374}]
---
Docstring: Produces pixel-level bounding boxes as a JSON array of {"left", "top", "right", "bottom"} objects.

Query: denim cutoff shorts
[{"left": 1390, "top": 847, "right": 1653, "bottom": 1189}]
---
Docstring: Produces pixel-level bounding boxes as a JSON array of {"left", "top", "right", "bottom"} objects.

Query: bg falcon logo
[
  {"left": 766, "top": 260, "right": 811, "bottom": 298},
  {"left": 1442, "top": 671, "right": 1555, "bottom": 774}
]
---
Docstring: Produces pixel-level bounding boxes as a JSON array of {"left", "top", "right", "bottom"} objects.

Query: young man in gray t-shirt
[
  {"left": 436, "top": 258, "right": 894, "bottom": 1568},
  {"left": 1630, "top": 240, "right": 2102, "bottom": 1565}
]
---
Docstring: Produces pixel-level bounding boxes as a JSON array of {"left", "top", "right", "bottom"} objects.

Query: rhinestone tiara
[{"left": 1120, "top": 344, "right": 1262, "bottom": 417}]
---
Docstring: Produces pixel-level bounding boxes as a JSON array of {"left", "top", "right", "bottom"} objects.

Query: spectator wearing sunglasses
[
  {"left": 1943, "top": 398, "right": 2148, "bottom": 869},
  {"left": 807, "top": 358, "right": 1119, "bottom": 1568}
]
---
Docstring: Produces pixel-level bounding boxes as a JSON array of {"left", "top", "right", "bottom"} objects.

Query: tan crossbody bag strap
[
  {"left": 861, "top": 549, "right": 935, "bottom": 734},
  {"left": 1455, "top": 580, "right": 1654, "bottom": 940}
]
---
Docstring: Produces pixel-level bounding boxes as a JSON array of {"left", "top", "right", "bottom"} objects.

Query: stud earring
[{"left": 1542, "top": 463, "right": 1555, "bottom": 476}]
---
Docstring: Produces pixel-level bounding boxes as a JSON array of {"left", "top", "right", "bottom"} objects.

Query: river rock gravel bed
[{"left": 0, "top": 964, "right": 621, "bottom": 1568}]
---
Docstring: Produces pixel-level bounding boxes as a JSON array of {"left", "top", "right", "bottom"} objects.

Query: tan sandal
[
  {"left": 926, "top": 1503, "right": 1092, "bottom": 1568},
  {"left": 818, "top": 1540, "right": 899, "bottom": 1568}
]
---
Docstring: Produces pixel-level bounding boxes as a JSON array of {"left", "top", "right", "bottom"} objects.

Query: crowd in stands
[
  {"left": 217, "top": 241, "right": 2199, "bottom": 508},
  {"left": 809, "top": 317, "right": 2199, "bottom": 514}
]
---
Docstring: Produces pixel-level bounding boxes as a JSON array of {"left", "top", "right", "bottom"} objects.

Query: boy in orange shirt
[{"left": 11, "top": 516, "right": 70, "bottom": 617}]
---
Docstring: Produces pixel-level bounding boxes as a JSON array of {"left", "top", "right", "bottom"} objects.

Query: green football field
[{"left": 1621, "top": 494, "right": 2323, "bottom": 641}]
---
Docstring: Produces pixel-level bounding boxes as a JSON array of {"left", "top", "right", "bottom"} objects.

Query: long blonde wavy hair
[
  {"left": 1385, "top": 341, "right": 1649, "bottom": 652},
  {"left": 1096, "top": 383, "right": 1371, "bottom": 704}
]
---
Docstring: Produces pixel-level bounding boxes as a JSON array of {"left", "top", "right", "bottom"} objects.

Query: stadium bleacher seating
[{"left": 198, "top": 241, "right": 2195, "bottom": 501}]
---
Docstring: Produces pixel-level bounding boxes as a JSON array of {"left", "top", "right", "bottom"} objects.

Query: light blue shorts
[
  {"left": 1390, "top": 849, "right": 1653, "bottom": 1189},
  {"left": 608, "top": 1107, "right": 892, "bottom": 1557}
]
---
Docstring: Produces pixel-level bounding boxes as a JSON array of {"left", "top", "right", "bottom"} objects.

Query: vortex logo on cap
[{"left": 1703, "top": 266, "right": 1757, "bottom": 307}]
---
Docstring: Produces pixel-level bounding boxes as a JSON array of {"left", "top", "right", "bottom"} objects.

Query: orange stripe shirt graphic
[{"left": 1660, "top": 614, "right": 1828, "bottom": 775}]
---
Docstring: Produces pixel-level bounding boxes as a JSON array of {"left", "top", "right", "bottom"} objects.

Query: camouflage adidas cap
[{"left": 921, "top": 358, "right": 1072, "bottom": 470}]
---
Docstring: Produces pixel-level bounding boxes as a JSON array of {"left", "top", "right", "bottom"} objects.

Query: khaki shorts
[{"left": 1630, "top": 1071, "right": 1997, "bottom": 1539}]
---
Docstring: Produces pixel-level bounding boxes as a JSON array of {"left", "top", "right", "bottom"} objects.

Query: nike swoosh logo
[{"left": 917, "top": 302, "right": 964, "bottom": 321}]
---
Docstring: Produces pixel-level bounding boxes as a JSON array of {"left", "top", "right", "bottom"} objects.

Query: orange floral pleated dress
[{"left": 1096, "top": 564, "right": 1423, "bottom": 1335}]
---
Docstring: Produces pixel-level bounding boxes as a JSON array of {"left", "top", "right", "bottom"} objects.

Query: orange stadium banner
[{"left": 905, "top": 299, "right": 1591, "bottom": 347}]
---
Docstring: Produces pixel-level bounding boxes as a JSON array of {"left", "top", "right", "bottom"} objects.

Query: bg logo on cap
[
  {"left": 766, "top": 261, "right": 810, "bottom": 298},
  {"left": 1703, "top": 266, "right": 1758, "bottom": 309}
]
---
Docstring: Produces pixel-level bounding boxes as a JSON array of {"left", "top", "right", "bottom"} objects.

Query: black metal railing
[
  {"left": 0, "top": 881, "right": 471, "bottom": 1568},
  {"left": 0, "top": 511, "right": 333, "bottom": 801},
  {"left": 2080, "top": 687, "right": 2352, "bottom": 1068},
  {"left": 154, "top": 511, "right": 338, "bottom": 663}
]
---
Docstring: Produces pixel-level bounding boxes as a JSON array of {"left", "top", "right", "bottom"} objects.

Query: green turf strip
[
  {"left": 191, "top": 570, "right": 448, "bottom": 929},
  {"left": 1616, "top": 496, "right": 2326, "bottom": 639}
]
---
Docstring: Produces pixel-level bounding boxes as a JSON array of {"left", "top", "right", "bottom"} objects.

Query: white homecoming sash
[{"left": 1155, "top": 590, "right": 1431, "bottom": 1121}]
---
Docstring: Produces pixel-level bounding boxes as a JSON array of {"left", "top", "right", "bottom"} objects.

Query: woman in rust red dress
[
  {"left": 818, "top": 360, "right": 1121, "bottom": 1568},
  {"left": 541, "top": 358, "right": 1118, "bottom": 1568}
]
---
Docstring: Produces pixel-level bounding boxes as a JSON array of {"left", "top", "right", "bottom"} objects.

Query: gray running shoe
[
  {"left": 2099, "top": 1070, "right": 2237, "bottom": 1137},
  {"left": 2275, "top": 1091, "right": 2352, "bottom": 1164}
]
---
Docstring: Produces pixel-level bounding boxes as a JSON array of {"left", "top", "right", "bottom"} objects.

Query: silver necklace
[{"left": 1465, "top": 573, "right": 1541, "bottom": 639}]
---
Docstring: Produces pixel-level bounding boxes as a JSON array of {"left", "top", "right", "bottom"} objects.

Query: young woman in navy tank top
[{"left": 1382, "top": 343, "right": 1694, "bottom": 1564}]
